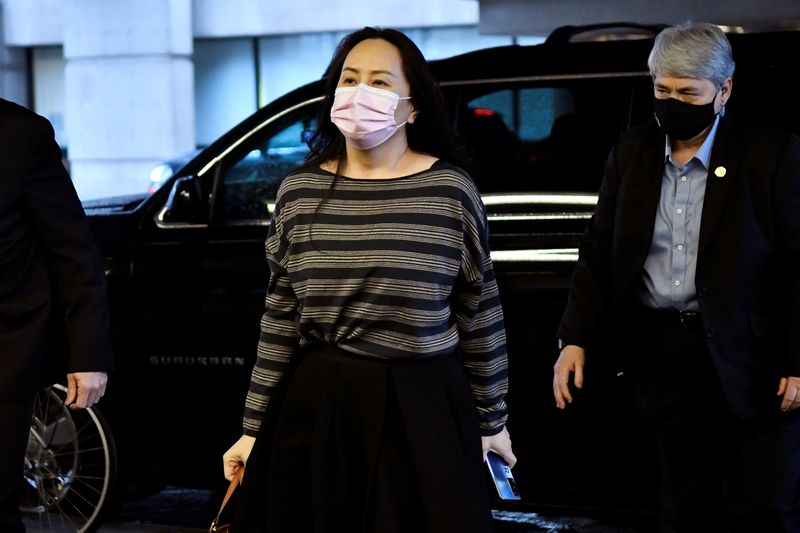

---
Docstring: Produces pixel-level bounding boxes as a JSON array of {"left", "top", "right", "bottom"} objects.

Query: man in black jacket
[
  {"left": 553, "top": 22, "right": 800, "bottom": 532},
  {"left": 0, "top": 98, "right": 113, "bottom": 532}
]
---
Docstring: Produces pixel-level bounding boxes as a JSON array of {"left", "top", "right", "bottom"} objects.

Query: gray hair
[{"left": 648, "top": 22, "right": 735, "bottom": 87}]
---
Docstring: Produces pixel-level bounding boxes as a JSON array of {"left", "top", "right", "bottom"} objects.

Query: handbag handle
[{"left": 209, "top": 466, "right": 245, "bottom": 532}]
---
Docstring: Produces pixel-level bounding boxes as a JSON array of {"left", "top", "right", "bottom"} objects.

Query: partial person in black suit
[
  {"left": 553, "top": 22, "right": 800, "bottom": 533},
  {"left": 0, "top": 98, "right": 113, "bottom": 532}
]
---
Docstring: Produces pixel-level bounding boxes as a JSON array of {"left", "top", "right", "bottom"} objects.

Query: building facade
[{"left": 1, "top": 0, "right": 532, "bottom": 199}]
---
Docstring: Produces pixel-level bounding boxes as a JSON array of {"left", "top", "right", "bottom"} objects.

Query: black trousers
[
  {"left": 0, "top": 396, "right": 34, "bottom": 533},
  {"left": 632, "top": 308, "right": 800, "bottom": 533}
]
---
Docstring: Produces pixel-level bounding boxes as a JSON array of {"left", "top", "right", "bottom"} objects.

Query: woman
[{"left": 223, "top": 27, "right": 515, "bottom": 532}]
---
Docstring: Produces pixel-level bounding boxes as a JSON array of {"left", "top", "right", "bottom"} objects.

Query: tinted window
[
  {"left": 454, "top": 77, "right": 651, "bottom": 194},
  {"left": 218, "top": 112, "right": 317, "bottom": 222}
]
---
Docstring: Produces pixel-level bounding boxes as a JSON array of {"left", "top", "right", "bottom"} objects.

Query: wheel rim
[{"left": 21, "top": 384, "right": 112, "bottom": 533}]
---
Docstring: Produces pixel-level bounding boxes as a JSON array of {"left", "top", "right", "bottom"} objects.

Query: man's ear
[{"left": 719, "top": 77, "right": 733, "bottom": 105}]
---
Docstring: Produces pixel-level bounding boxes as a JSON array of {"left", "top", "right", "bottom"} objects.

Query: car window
[
  {"left": 218, "top": 112, "right": 317, "bottom": 223},
  {"left": 468, "top": 88, "right": 576, "bottom": 142},
  {"left": 455, "top": 78, "right": 650, "bottom": 194}
]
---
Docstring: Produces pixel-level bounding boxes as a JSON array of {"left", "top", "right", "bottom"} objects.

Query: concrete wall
[
  {"left": 192, "top": 0, "right": 478, "bottom": 37},
  {"left": 3, "top": 0, "right": 63, "bottom": 46},
  {"left": 4, "top": 0, "right": 479, "bottom": 46}
]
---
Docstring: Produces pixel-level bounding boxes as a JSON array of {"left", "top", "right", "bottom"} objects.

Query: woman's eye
[{"left": 373, "top": 80, "right": 387, "bottom": 86}]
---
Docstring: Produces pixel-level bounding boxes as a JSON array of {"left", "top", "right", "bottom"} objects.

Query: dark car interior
[{"left": 454, "top": 78, "right": 652, "bottom": 194}]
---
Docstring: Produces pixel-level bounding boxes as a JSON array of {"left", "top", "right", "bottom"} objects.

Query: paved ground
[
  {"left": 26, "top": 486, "right": 658, "bottom": 532},
  {"left": 109, "top": 488, "right": 657, "bottom": 533}
]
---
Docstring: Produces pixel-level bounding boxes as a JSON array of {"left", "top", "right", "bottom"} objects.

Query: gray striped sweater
[{"left": 243, "top": 161, "right": 509, "bottom": 436}]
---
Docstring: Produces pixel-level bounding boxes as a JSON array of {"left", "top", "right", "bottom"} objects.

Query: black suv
[{"left": 22, "top": 25, "right": 800, "bottom": 532}]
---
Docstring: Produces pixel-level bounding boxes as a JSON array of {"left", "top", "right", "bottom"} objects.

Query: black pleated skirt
[{"left": 233, "top": 344, "right": 494, "bottom": 533}]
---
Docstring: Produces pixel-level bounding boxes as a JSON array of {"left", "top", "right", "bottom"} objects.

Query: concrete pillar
[
  {"left": 0, "top": 2, "right": 30, "bottom": 106},
  {"left": 64, "top": 0, "right": 195, "bottom": 199}
]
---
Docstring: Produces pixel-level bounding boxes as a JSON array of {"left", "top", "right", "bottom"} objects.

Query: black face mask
[{"left": 653, "top": 95, "right": 718, "bottom": 141}]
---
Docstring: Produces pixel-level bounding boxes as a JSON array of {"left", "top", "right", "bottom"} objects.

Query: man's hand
[
  {"left": 481, "top": 426, "right": 516, "bottom": 468},
  {"left": 778, "top": 376, "right": 800, "bottom": 412},
  {"left": 553, "top": 345, "right": 585, "bottom": 409},
  {"left": 65, "top": 372, "right": 107, "bottom": 410}
]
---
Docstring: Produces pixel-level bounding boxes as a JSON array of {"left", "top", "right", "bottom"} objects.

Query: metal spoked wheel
[{"left": 20, "top": 384, "right": 117, "bottom": 533}]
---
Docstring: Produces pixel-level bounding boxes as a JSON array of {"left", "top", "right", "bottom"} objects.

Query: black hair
[{"left": 300, "top": 26, "right": 468, "bottom": 173}]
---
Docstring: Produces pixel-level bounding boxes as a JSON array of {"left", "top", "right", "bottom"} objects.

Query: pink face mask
[{"left": 330, "top": 83, "right": 412, "bottom": 150}]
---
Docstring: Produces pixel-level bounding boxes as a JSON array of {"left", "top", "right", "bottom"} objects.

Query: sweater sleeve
[
  {"left": 242, "top": 194, "right": 301, "bottom": 436},
  {"left": 453, "top": 189, "right": 509, "bottom": 436}
]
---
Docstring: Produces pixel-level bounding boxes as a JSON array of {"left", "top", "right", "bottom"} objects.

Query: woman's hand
[
  {"left": 481, "top": 426, "right": 516, "bottom": 468},
  {"left": 223, "top": 435, "right": 256, "bottom": 481}
]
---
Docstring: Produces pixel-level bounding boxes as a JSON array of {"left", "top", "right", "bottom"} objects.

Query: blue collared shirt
[{"left": 639, "top": 116, "right": 720, "bottom": 310}]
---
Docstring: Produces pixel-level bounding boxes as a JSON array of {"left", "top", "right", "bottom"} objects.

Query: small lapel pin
[{"left": 714, "top": 166, "right": 727, "bottom": 178}]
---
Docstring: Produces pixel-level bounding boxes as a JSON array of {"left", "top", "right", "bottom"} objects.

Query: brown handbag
[{"left": 209, "top": 466, "right": 245, "bottom": 532}]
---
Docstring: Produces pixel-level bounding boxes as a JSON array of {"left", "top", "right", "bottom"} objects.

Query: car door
[
  {"left": 447, "top": 74, "right": 661, "bottom": 510},
  {"left": 127, "top": 98, "right": 321, "bottom": 486}
]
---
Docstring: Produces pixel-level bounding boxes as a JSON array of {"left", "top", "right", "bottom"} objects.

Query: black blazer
[
  {"left": 0, "top": 99, "right": 112, "bottom": 399},
  {"left": 558, "top": 113, "right": 800, "bottom": 419}
]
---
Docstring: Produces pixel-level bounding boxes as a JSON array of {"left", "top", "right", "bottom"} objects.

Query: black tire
[{"left": 20, "top": 384, "right": 117, "bottom": 533}]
